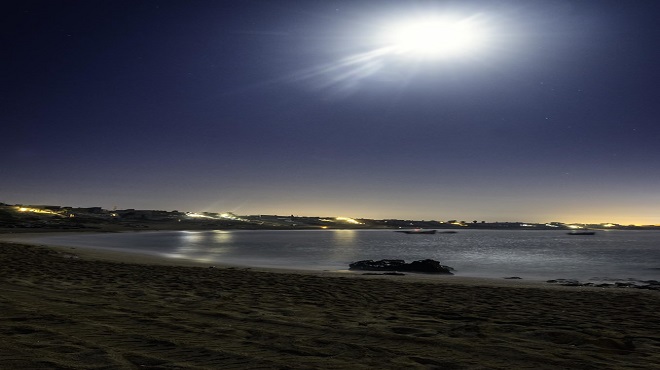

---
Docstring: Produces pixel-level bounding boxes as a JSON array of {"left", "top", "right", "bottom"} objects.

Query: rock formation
[{"left": 349, "top": 259, "right": 454, "bottom": 275}]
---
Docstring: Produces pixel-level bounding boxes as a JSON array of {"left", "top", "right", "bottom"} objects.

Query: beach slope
[{"left": 1, "top": 241, "right": 660, "bottom": 369}]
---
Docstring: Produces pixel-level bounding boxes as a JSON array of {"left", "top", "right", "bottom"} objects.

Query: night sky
[{"left": 3, "top": 0, "right": 659, "bottom": 224}]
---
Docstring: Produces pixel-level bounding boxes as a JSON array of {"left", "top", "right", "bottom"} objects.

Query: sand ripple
[{"left": 2, "top": 242, "right": 660, "bottom": 369}]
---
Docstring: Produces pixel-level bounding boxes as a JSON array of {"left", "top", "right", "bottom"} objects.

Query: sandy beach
[{"left": 2, "top": 239, "right": 660, "bottom": 369}]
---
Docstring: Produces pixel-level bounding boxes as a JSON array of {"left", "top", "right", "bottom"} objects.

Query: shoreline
[
  {"left": 1, "top": 231, "right": 657, "bottom": 291},
  {"left": 0, "top": 231, "right": 550, "bottom": 288}
]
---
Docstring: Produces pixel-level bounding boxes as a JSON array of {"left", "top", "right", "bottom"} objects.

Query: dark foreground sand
[{"left": 1, "top": 241, "right": 660, "bottom": 369}]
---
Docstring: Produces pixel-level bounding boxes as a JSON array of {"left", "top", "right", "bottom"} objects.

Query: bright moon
[{"left": 385, "top": 17, "right": 484, "bottom": 58}]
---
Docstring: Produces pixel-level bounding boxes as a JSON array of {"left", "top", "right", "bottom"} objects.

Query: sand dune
[{"left": 1, "top": 241, "right": 660, "bottom": 369}]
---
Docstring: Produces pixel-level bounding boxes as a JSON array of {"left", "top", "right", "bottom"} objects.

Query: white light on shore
[
  {"left": 336, "top": 217, "right": 363, "bottom": 225},
  {"left": 186, "top": 212, "right": 213, "bottom": 219},
  {"left": 15, "top": 206, "right": 59, "bottom": 215}
]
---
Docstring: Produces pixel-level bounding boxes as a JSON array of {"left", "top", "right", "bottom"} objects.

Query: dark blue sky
[{"left": 3, "top": 0, "right": 659, "bottom": 224}]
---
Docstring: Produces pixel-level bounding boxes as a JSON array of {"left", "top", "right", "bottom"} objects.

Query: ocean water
[{"left": 29, "top": 229, "right": 660, "bottom": 282}]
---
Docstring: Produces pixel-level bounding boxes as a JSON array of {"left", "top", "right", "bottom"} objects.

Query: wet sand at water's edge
[{"left": 1, "top": 239, "right": 660, "bottom": 369}]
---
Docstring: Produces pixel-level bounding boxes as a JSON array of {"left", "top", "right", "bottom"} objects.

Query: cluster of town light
[
  {"left": 185, "top": 212, "right": 248, "bottom": 222},
  {"left": 15, "top": 207, "right": 61, "bottom": 216},
  {"left": 9, "top": 206, "right": 639, "bottom": 227},
  {"left": 335, "top": 217, "right": 363, "bottom": 225},
  {"left": 185, "top": 212, "right": 214, "bottom": 219}
]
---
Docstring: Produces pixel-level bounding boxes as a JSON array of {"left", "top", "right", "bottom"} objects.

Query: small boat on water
[
  {"left": 567, "top": 231, "right": 596, "bottom": 235},
  {"left": 395, "top": 229, "right": 437, "bottom": 234}
]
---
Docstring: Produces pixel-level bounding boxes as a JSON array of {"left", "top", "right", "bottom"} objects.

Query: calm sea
[{"left": 28, "top": 229, "right": 660, "bottom": 282}]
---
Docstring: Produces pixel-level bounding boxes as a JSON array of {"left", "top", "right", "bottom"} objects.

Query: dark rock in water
[
  {"left": 546, "top": 278, "right": 581, "bottom": 286},
  {"left": 546, "top": 278, "right": 660, "bottom": 291},
  {"left": 408, "top": 259, "right": 454, "bottom": 273},
  {"left": 350, "top": 259, "right": 405, "bottom": 271},
  {"left": 615, "top": 282, "right": 636, "bottom": 288},
  {"left": 504, "top": 277, "right": 522, "bottom": 280},
  {"left": 349, "top": 259, "right": 454, "bottom": 275},
  {"left": 638, "top": 285, "right": 660, "bottom": 291}
]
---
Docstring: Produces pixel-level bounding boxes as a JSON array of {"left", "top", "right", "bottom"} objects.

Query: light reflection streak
[
  {"left": 212, "top": 230, "right": 234, "bottom": 244},
  {"left": 166, "top": 231, "right": 235, "bottom": 263},
  {"left": 327, "top": 229, "right": 358, "bottom": 263}
]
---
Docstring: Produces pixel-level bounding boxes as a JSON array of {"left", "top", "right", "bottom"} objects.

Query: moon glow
[{"left": 385, "top": 17, "right": 485, "bottom": 58}]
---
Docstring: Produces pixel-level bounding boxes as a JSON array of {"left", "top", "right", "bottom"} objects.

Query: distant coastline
[{"left": 1, "top": 202, "right": 658, "bottom": 234}]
